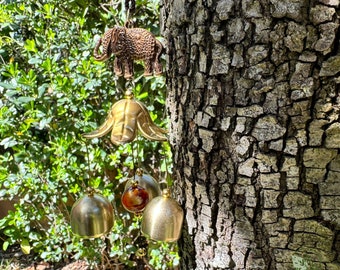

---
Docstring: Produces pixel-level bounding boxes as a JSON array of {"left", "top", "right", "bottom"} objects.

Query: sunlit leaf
[
  {"left": 24, "top": 39, "right": 37, "bottom": 53},
  {"left": 2, "top": 241, "right": 9, "bottom": 251},
  {"left": 0, "top": 137, "right": 17, "bottom": 149},
  {"left": 20, "top": 239, "right": 31, "bottom": 255}
]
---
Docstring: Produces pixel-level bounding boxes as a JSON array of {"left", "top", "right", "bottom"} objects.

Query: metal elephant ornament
[
  {"left": 82, "top": 91, "right": 167, "bottom": 145},
  {"left": 70, "top": 190, "right": 114, "bottom": 238},
  {"left": 141, "top": 189, "right": 184, "bottom": 242},
  {"left": 94, "top": 26, "right": 163, "bottom": 79}
]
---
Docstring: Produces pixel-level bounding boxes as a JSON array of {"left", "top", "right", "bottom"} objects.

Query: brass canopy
[{"left": 83, "top": 97, "right": 167, "bottom": 145}]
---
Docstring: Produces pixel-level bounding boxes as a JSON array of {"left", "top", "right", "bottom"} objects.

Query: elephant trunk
[{"left": 93, "top": 38, "right": 110, "bottom": 61}]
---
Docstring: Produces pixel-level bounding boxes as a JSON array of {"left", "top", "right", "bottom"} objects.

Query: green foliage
[{"left": 0, "top": 0, "right": 175, "bottom": 268}]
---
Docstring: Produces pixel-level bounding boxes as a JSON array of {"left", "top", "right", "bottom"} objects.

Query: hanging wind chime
[{"left": 70, "top": 0, "right": 183, "bottom": 246}]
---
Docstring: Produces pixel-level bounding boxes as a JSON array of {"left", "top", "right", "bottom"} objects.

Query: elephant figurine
[{"left": 93, "top": 26, "right": 163, "bottom": 79}]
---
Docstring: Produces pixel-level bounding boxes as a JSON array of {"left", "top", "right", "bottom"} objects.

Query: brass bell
[
  {"left": 141, "top": 189, "right": 183, "bottom": 242},
  {"left": 125, "top": 168, "right": 162, "bottom": 201},
  {"left": 70, "top": 190, "right": 114, "bottom": 238}
]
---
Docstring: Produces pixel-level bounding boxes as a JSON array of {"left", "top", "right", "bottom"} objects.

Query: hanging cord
[
  {"left": 159, "top": 142, "right": 171, "bottom": 191},
  {"left": 124, "top": 0, "right": 136, "bottom": 25},
  {"left": 125, "top": 0, "right": 135, "bottom": 13},
  {"left": 136, "top": 134, "right": 143, "bottom": 172},
  {"left": 131, "top": 140, "right": 136, "bottom": 178},
  {"left": 84, "top": 142, "right": 95, "bottom": 194}
]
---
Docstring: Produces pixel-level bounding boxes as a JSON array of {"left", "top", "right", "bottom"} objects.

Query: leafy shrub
[{"left": 0, "top": 0, "right": 176, "bottom": 268}]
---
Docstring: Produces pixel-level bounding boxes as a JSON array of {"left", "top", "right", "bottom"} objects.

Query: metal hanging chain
[
  {"left": 125, "top": 79, "right": 136, "bottom": 96},
  {"left": 125, "top": 0, "right": 136, "bottom": 27}
]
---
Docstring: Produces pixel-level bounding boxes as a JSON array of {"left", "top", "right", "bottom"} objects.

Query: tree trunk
[{"left": 161, "top": 0, "right": 340, "bottom": 269}]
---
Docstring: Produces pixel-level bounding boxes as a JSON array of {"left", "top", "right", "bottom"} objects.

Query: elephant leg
[
  {"left": 153, "top": 40, "right": 163, "bottom": 76},
  {"left": 114, "top": 57, "right": 123, "bottom": 77},
  {"left": 123, "top": 58, "right": 134, "bottom": 79},
  {"left": 143, "top": 58, "right": 153, "bottom": 77}
]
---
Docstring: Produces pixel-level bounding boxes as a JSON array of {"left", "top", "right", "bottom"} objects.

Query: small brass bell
[
  {"left": 71, "top": 190, "right": 114, "bottom": 238},
  {"left": 125, "top": 168, "right": 162, "bottom": 201},
  {"left": 141, "top": 189, "right": 183, "bottom": 242}
]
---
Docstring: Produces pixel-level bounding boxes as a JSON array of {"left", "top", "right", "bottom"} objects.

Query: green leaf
[
  {"left": 3, "top": 241, "right": 9, "bottom": 251},
  {"left": 0, "top": 189, "right": 6, "bottom": 197},
  {"left": 16, "top": 96, "right": 35, "bottom": 104},
  {"left": 28, "top": 57, "right": 42, "bottom": 65},
  {"left": 0, "top": 137, "right": 17, "bottom": 149},
  {"left": 137, "top": 92, "right": 148, "bottom": 100},
  {"left": 41, "top": 59, "right": 52, "bottom": 71},
  {"left": 0, "top": 82, "right": 16, "bottom": 89},
  {"left": 20, "top": 239, "right": 31, "bottom": 255},
  {"left": 24, "top": 39, "right": 37, "bottom": 53}
]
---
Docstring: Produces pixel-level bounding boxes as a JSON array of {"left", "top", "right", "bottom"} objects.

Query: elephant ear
[
  {"left": 93, "top": 28, "right": 114, "bottom": 60},
  {"left": 103, "top": 29, "right": 115, "bottom": 56},
  {"left": 110, "top": 26, "right": 126, "bottom": 54}
]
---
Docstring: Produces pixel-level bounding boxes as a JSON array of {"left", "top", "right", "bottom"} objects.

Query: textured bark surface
[{"left": 161, "top": 0, "right": 340, "bottom": 269}]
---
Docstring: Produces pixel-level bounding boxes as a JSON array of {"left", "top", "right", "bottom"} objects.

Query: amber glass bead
[{"left": 121, "top": 184, "right": 149, "bottom": 213}]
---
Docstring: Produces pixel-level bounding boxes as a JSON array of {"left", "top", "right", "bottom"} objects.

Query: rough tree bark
[{"left": 161, "top": 0, "right": 340, "bottom": 269}]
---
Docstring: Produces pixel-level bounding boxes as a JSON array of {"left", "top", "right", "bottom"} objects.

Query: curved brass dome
[
  {"left": 141, "top": 189, "right": 183, "bottom": 242},
  {"left": 71, "top": 193, "right": 114, "bottom": 238}
]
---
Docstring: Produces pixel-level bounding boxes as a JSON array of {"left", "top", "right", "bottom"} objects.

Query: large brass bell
[
  {"left": 71, "top": 189, "right": 114, "bottom": 238},
  {"left": 125, "top": 168, "right": 162, "bottom": 201},
  {"left": 141, "top": 189, "right": 183, "bottom": 242}
]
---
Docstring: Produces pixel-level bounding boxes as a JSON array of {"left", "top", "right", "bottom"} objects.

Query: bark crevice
[{"left": 162, "top": 0, "right": 340, "bottom": 268}]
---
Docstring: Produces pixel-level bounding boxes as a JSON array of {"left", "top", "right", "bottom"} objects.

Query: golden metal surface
[
  {"left": 141, "top": 190, "right": 183, "bottom": 242},
  {"left": 70, "top": 193, "right": 114, "bottom": 238},
  {"left": 83, "top": 95, "right": 167, "bottom": 145},
  {"left": 125, "top": 170, "right": 161, "bottom": 201}
]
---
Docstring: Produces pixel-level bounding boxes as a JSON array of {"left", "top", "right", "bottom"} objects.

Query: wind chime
[{"left": 70, "top": 0, "right": 183, "bottom": 246}]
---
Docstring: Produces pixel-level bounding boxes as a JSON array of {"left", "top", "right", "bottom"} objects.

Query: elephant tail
[
  {"left": 93, "top": 37, "right": 110, "bottom": 61},
  {"left": 155, "top": 39, "right": 163, "bottom": 61}
]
